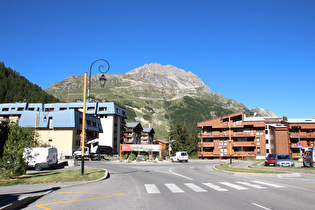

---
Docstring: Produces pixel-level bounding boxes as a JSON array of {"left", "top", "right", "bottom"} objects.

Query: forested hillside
[{"left": 0, "top": 62, "right": 59, "bottom": 103}]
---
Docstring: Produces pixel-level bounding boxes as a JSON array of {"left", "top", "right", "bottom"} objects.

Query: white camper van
[
  {"left": 24, "top": 147, "right": 58, "bottom": 171},
  {"left": 303, "top": 148, "right": 315, "bottom": 167}
]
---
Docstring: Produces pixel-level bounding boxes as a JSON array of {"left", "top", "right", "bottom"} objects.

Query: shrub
[{"left": 128, "top": 153, "right": 136, "bottom": 161}]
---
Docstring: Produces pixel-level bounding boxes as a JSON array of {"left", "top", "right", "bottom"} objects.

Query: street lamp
[
  {"left": 81, "top": 59, "right": 110, "bottom": 175},
  {"left": 88, "top": 59, "right": 110, "bottom": 101}
]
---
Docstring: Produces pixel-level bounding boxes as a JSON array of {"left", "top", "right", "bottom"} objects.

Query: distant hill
[
  {"left": 0, "top": 62, "right": 59, "bottom": 103},
  {"left": 45, "top": 63, "right": 276, "bottom": 138}
]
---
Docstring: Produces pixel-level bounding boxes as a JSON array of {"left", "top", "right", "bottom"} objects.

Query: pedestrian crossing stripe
[
  {"left": 145, "top": 181, "right": 285, "bottom": 194},
  {"left": 184, "top": 183, "right": 207, "bottom": 192},
  {"left": 219, "top": 182, "right": 248, "bottom": 190},
  {"left": 165, "top": 183, "right": 185, "bottom": 193},
  {"left": 202, "top": 183, "right": 228, "bottom": 192}
]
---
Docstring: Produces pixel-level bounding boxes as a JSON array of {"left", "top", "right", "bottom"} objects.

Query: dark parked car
[
  {"left": 265, "top": 153, "right": 277, "bottom": 166},
  {"left": 275, "top": 153, "right": 295, "bottom": 167}
]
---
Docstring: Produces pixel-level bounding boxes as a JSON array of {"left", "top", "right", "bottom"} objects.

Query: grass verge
[
  {"left": 216, "top": 163, "right": 286, "bottom": 174},
  {"left": 0, "top": 169, "right": 105, "bottom": 186}
]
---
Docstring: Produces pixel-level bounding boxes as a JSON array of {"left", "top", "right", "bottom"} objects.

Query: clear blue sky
[{"left": 1, "top": 0, "right": 314, "bottom": 118}]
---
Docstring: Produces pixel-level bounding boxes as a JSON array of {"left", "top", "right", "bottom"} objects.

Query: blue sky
[{"left": 1, "top": 0, "right": 314, "bottom": 118}]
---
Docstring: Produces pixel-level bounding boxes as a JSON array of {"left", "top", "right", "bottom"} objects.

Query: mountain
[{"left": 45, "top": 63, "right": 276, "bottom": 138}]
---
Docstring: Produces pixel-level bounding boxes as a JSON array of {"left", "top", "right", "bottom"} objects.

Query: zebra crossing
[{"left": 145, "top": 180, "right": 285, "bottom": 194}]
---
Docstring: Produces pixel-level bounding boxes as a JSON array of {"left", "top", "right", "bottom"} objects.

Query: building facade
[
  {"left": 0, "top": 102, "right": 127, "bottom": 156},
  {"left": 198, "top": 111, "right": 315, "bottom": 159}
]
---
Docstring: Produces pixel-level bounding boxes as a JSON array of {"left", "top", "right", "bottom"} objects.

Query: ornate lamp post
[
  {"left": 88, "top": 59, "right": 110, "bottom": 102},
  {"left": 81, "top": 59, "right": 110, "bottom": 175}
]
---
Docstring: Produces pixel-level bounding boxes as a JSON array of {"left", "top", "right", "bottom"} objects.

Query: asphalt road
[{"left": 19, "top": 160, "right": 315, "bottom": 210}]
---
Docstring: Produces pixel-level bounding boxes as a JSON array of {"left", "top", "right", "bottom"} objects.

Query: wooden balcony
[
  {"left": 198, "top": 142, "right": 214, "bottom": 147},
  {"left": 233, "top": 152, "right": 256, "bottom": 157},
  {"left": 233, "top": 142, "right": 256, "bottom": 147},
  {"left": 290, "top": 142, "right": 308, "bottom": 148},
  {"left": 290, "top": 133, "right": 315, "bottom": 138},
  {"left": 291, "top": 153, "right": 302, "bottom": 159},
  {"left": 124, "top": 139, "right": 133, "bottom": 144},
  {"left": 199, "top": 132, "right": 255, "bottom": 138}
]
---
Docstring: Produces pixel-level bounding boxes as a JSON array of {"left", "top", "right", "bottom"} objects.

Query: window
[
  {"left": 2, "top": 108, "right": 9, "bottom": 111},
  {"left": 257, "top": 147, "right": 261, "bottom": 155},
  {"left": 257, "top": 137, "right": 260, "bottom": 145},
  {"left": 99, "top": 107, "right": 107, "bottom": 112},
  {"left": 88, "top": 107, "right": 95, "bottom": 111},
  {"left": 17, "top": 107, "right": 24, "bottom": 111}
]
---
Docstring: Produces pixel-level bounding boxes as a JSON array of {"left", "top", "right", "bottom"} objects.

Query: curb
[
  {"left": 1, "top": 168, "right": 109, "bottom": 210},
  {"left": 213, "top": 164, "right": 301, "bottom": 177}
]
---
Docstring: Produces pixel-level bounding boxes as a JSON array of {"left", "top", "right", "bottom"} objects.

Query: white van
[
  {"left": 24, "top": 147, "right": 58, "bottom": 171},
  {"left": 170, "top": 151, "right": 189, "bottom": 162},
  {"left": 303, "top": 148, "right": 315, "bottom": 167}
]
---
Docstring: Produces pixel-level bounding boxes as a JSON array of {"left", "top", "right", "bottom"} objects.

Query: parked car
[
  {"left": 303, "top": 148, "right": 315, "bottom": 167},
  {"left": 275, "top": 153, "right": 295, "bottom": 167},
  {"left": 264, "top": 153, "right": 277, "bottom": 166},
  {"left": 170, "top": 151, "right": 188, "bottom": 162},
  {"left": 23, "top": 147, "right": 58, "bottom": 171}
]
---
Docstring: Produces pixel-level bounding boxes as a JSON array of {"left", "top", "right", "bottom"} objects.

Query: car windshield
[
  {"left": 267, "top": 154, "right": 276, "bottom": 158},
  {"left": 277, "top": 155, "right": 291, "bottom": 159}
]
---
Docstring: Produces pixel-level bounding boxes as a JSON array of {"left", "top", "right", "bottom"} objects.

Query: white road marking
[
  {"left": 251, "top": 181, "right": 285, "bottom": 188},
  {"left": 219, "top": 182, "right": 248, "bottom": 190},
  {"left": 236, "top": 181, "right": 267, "bottom": 189},
  {"left": 252, "top": 203, "right": 271, "bottom": 210},
  {"left": 168, "top": 168, "right": 194, "bottom": 180},
  {"left": 145, "top": 184, "right": 160, "bottom": 194},
  {"left": 165, "top": 184, "right": 185, "bottom": 193},
  {"left": 184, "top": 183, "right": 207, "bottom": 192},
  {"left": 202, "top": 183, "right": 228, "bottom": 192}
]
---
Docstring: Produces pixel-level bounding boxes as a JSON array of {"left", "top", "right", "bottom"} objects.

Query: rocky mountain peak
[{"left": 125, "top": 63, "right": 211, "bottom": 93}]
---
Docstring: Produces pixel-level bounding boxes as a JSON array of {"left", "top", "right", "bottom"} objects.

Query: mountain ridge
[{"left": 45, "top": 63, "right": 277, "bottom": 138}]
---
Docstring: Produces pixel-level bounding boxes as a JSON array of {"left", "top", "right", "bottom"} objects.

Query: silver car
[{"left": 275, "top": 154, "right": 295, "bottom": 167}]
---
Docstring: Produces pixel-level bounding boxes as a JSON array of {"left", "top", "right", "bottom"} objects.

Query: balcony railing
[
  {"left": 291, "top": 153, "right": 302, "bottom": 159},
  {"left": 233, "top": 142, "right": 256, "bottom": 147},
  {"left": 124, "top": 139, "right": 133, "bottom": 144},
  {"left": 233, "top": 152, "right": 256, "bottom": 157},
  {"left": 290, "top": 133, "right": 315, "bottom": 138},
  {"left": 198, "top": 142, "right": 214, "bottom": 147},
  {"left": 199, "top": 132, "right": 255, "bottom": 138}
]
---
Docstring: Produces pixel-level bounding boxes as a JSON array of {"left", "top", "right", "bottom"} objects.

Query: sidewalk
[{"left": 0, "top": 161, "right": 108, "bottom": 210}]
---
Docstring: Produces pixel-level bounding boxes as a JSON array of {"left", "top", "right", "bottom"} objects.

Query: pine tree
[
  {"left": 188, "top": 122, "right": 199, "bottom": 156},
  {"left": 0, "top": 123, "right": 34, "bottom": 179}
]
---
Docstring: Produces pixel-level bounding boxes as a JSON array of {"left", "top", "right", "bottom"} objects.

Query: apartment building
[
  {"left": 198, "top": 111, "right": 315, "bottom": 159},
  {"left": 0, "top": 102, "right": 127, "bottom": 156},
  {"left": 141, "top": 127, "right": 155, "bottom": 144},
  {"left": 124, "top": 122, "right": 143, "bottom": 144},
  {"left": 198, "top": 112, "right": 267, "bottom": 159}
]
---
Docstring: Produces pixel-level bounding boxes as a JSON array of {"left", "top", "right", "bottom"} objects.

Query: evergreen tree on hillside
[
  {"left": 0, "top": 123, "right": 34, "bottom": 179},
  {"left": 0, "top": 62, "right": 60, "bottom": 103}
]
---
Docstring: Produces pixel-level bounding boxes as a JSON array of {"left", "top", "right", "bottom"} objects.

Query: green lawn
[
  {"left": 0, "top": 169, "right": 105, "bottom": 186},
  {"left": 216, "top": 163, "right": 286, "bottom": 174}
]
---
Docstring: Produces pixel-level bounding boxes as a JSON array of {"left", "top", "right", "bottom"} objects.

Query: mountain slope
[
  {"left": 45, "top": 63, "right": 275, "bottom": 138},
  {"left": 0, "top": 62, "right": 59, "bottom": 103}
]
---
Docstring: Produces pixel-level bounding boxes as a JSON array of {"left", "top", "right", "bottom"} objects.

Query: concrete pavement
[{"left": 0, "top": 163, "right": 108, "bottom": 210}]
